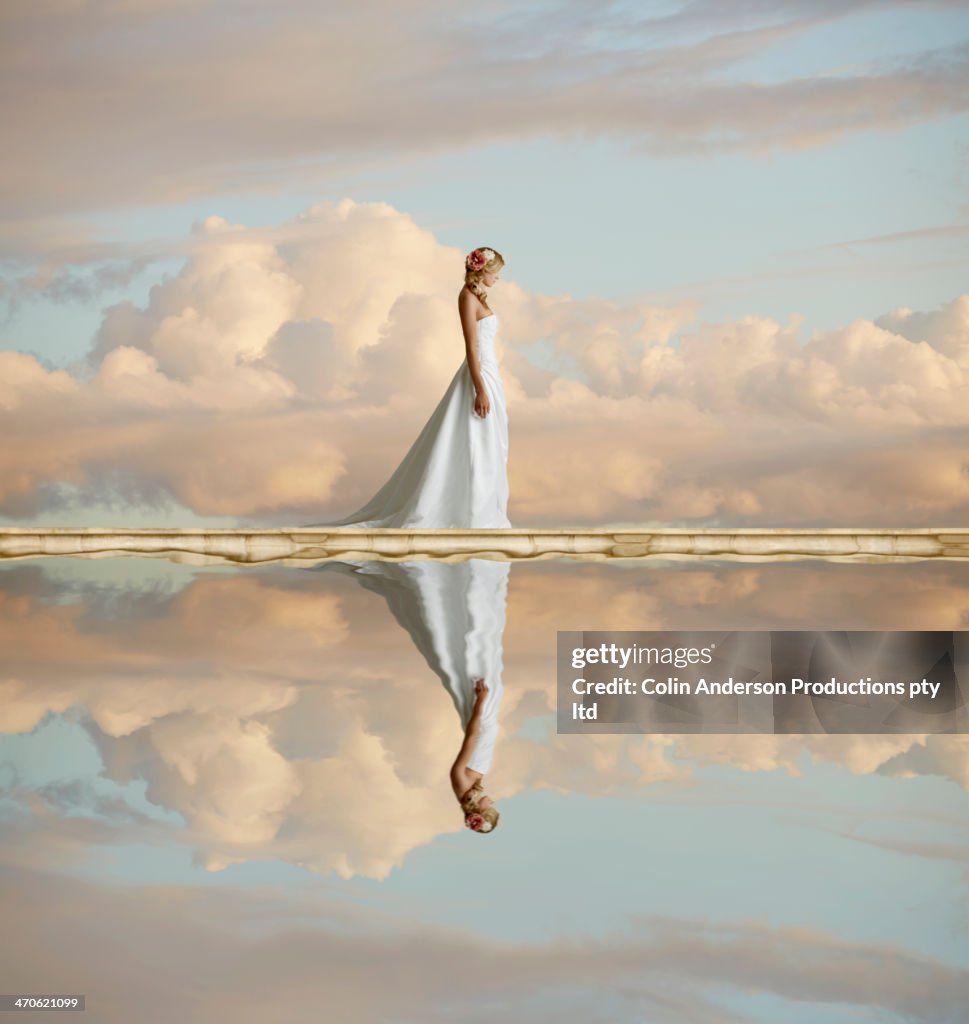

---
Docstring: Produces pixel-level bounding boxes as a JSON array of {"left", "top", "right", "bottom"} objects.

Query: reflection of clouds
[
  {"left": 0, "top": 201, "right": 966, "bottom": 524},
  {"left": 664, "top": 733, "right": 969, "bottom": 788},
  {"left": 0, "top": 573, "right": 341, "bottom": 733},
  {"left": 0, "top": 560, "right": 967, "bottom": 880},
  {"left": 3, "top": 862, "right": 966, "bottom": 1024},
  {"left": 505, "top": 564, "right": 969, "bottom": 791},
  {"left": 134, "top": 712, "right": 300, "bottom": 868},
  {"left": 876, "top": 736, "right": 969, "bottom": 790}
]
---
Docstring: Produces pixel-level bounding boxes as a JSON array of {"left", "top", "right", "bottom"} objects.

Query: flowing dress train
[{"left": 302, "top": 314, "right": 509, "bottom": 529}]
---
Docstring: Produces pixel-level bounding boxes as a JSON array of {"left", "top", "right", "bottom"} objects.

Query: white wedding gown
[{"left": 302, "top": 313, "right": 510, "bottom": 529}]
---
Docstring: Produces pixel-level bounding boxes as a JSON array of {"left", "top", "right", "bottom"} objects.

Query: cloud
[
  {"left": 1, "top": 557, "right": 967, "bottom": 880},
  {"left": 2, "top": 862, "right": 966, "bottom": 1024},
  {"left": 0, "top": 199, "right": 966, "bottom": 525},
  {"left": 1, "top": 1, "right": 966, "bottom": 230}
]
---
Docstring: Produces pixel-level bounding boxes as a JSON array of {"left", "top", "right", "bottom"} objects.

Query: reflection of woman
[
  {"left": 451, "top": 680, "right": 500, "bottom": 833},
  {"left": 312, "top": 558, "right": 509, "bottom": 833},
  {"left": 301, "top": 246, "right": 510, "bottom": 528}
]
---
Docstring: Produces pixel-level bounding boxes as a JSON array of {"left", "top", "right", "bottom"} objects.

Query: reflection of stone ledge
[{"left": 1, "top": 528, "right": 967, "bottom": 565}]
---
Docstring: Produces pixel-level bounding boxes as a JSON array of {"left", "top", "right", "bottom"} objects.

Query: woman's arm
[
  {"left": 458, "top": 291, "right": 490, "bottom": 418},
  {"left": 450, "top": 701, "right": 482, "bottom": 773},
  {"left": 450, "top": 680, "right": 489, "bottom": 776}
]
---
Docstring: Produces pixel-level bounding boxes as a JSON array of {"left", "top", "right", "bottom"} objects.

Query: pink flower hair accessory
[{"left": 465, "top": 247, "right": 495, "bottom": 272}]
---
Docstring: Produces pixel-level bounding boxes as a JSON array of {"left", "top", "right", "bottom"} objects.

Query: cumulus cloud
[
  {"left": 1, "top": 558, "right": 966, "bottom": 879},
  {"left": 3, "top": 199, "right": 967, "bottom": 525}
]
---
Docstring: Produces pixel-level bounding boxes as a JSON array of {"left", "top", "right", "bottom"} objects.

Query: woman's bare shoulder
[{"left": 450, "top": 764, "right": 482, "bottom": 801}]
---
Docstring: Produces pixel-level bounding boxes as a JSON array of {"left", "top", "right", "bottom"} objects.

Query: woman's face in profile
[{"left": 482, "top": 269, "right": 500, "bottom": 286}]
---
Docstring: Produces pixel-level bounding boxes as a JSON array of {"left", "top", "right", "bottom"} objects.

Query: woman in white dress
[{"left": 301, "top": 246, "right": 510, "bottom": 529}]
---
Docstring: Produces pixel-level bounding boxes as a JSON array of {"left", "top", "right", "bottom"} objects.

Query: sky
[
  {"left": 1, "top": 4, "right": 968, "bottom": 1020},
  {"left": 0, "top": 0, "right": 967, "bottom": 528}
]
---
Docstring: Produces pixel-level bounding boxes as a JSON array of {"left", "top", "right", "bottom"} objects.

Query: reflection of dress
[
  {"left": 303, "top": 314, "right": 510, "bottom": 529},
  {"left": 315, "top": 559, "right": 509, "bottom": 774}
]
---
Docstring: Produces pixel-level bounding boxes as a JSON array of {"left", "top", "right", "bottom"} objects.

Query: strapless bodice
[{"left": 475, "top": 313, "right": 499, "bottom": 369}]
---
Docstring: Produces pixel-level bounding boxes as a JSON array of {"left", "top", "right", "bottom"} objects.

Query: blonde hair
[
  {"left": 464, "top": 246, "right": 504, "bottom": 308},
  {"left": 460, "top": 780, "right": 501, "bottom": 834}
]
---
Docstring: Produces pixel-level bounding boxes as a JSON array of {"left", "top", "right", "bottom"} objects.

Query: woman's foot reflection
[{"left": 450, "top": 679, "right": 501, "bottom": 833}]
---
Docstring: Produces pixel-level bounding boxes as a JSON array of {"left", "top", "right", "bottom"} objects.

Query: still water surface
[{"left": 2, "top": 555, "right": 966, "bottom": 1023}]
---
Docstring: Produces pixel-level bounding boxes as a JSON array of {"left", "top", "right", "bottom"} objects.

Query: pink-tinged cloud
[
  {"left": 1, "top": 558, "right": 966, "bottom": 879},
  {"left": 1, "top": 200, "right": 966, "bottom": 525},
  {"left": 2, "top": 863, "right": 966, "bottom": 1024},
  {"left": 1, "top": 1, "right": 966, "bottom": 227}
]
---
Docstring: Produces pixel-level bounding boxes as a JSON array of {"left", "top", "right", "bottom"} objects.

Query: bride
[{"left": 302, "top": 246, "right": 510, "bottom": 529}]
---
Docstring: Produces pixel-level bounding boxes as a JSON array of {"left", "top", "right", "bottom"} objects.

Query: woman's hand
[
  {"left": 474, "top": 387, "right": 491, "bottom": 418},
  {"left": 473, "top": 679, "right": 489, "bottom": 705}
]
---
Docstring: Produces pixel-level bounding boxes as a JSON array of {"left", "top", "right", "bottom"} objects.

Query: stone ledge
[{"left": 0, "top": 528, "right": 966, "bottom": 564}]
